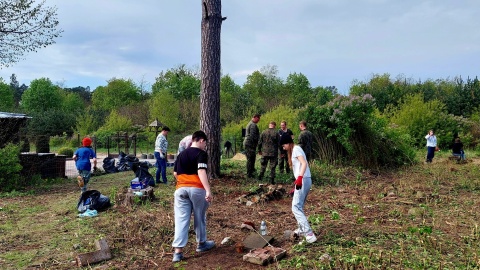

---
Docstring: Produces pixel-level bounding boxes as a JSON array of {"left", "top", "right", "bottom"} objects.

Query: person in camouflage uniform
[
  {"left": 243, "top": 114, "right": 261, "bottom": 178},
  {"left": 298, "top": 120, "right": 314, "bottom": 162},
  {"left": 257, "top": 121, "right": 281, "bottom": 184},
  {"left": 278, "top": 120, "right": 294, "bottom": 174}
]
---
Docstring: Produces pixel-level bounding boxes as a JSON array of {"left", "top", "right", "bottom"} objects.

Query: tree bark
[{"left": 200, "top": 0, "right": 223, "bottom": 178}]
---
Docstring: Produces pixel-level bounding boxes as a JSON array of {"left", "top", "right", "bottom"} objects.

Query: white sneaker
[{"left": 299, "top": 232, "right": 317, "bottom": 244}]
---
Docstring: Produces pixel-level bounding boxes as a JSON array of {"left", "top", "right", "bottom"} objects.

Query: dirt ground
[{"left": 2, "top": 155, "right": 479, "bottom": 269}]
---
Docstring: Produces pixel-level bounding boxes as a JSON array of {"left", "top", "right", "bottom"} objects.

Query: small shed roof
[
  {"left": 149, "top": 118, "right": 164, "bottom": 127},
  {"left": 0, "top": 112, "right": 31, "bottom": 119}
]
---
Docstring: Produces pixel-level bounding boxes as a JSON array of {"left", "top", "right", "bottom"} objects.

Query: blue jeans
[
  {"left": 453, "top": 151, "right": 466, "bottom": 160},
  {"left": 426, "top": 146, "right": 435, "bottom": 162},
  {"left": 292, "top": 176, "right": 313, "bottom": 234},
  {"left": 154, "top": 151, "right": 167, "bottom": 183},
  {"left": 172, "top": 187, "right": 210, "bottom": 248}
]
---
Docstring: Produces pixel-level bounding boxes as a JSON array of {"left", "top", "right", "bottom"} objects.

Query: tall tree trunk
[{"left": 200, "top": 0, "right": 223, "bottom": 178}]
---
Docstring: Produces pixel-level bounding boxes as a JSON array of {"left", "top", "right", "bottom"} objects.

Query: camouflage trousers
[
  {"left": 278, "top": 154, "right": 290, "bottom": 173},
  {"left": 258, "top": 156, "right": 278, "bottom": 184}
]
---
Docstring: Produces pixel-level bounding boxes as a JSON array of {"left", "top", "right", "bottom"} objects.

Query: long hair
[{"left": 286, "top": 142, "right": 294, "bottom": 168}]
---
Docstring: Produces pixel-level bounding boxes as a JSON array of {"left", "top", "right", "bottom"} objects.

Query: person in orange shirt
[{"left": 171, "top": 130, "right": 214, "bottom": 262}]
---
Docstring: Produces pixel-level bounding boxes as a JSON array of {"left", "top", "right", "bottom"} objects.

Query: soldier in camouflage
[
  {"left": 257, "top": 121, "right": 281, "bottom": 184},
  {"left": 243, "top": 114, "right": 261, "bottom": 178},
  {"left": 298, "top": 120, "right": 314, "bottom": 161}
]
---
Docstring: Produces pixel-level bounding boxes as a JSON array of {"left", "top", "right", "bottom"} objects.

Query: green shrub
[
  {"left": 57, "top": 147, "right": 74, "bottom": 157},
  {"left": 50, "top": 134, "right": 67, "bottom": 148},
  {"left": 0, "top": 144, "right": 22, "bottom": 192},
  {"left": 301, "top": 94, "right": 416, "bottom": 168}
]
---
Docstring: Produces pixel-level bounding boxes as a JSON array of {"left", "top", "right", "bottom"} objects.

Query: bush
[
  {"left": 0, "top": 144, "right": 23, "bottom": 192},
  {"left": 301, "top": 94, "right": 416, "bottom": 168},
  {"left": 57, "top": 147, "right": 74, "bottom": 157}
]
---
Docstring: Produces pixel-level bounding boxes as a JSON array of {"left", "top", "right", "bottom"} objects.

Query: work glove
[
  {"left": 294, "top": 176, "right": 303, "bottom": 190},
  {"left": 289, "top": 188, "right": 295, "bottom": 197},
  {"left": 159, "top": 152, "right": 164, "bottom": 159}
]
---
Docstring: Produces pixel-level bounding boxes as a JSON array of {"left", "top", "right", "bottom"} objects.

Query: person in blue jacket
[{"left": 73, "top": 137, "right": 97, "bottom": 193}]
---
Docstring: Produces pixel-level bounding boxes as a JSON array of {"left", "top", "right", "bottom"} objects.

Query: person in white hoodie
[{"left": 425, "top": 130, "right": 437, "bottom": 163}]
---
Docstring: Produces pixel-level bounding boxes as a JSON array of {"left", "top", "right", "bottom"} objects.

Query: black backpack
[{"left": 77, "top": 190, "right": 111, "bottom": 213}]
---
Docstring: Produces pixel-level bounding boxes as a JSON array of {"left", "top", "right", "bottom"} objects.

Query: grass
[{"left": 1, "top": 152, "right": 480, "bottom": 269}]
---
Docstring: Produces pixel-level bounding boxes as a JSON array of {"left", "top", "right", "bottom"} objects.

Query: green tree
[
  {"left": 243, "top": 65, "right": 284, "bottom": 113},
  {"left": 311, "top": 86, "right": 337, "bottom": 106},
  {"left": 149, "top": 91, "right": 183, "bottom": 132},
  {"left": 0, "top": 80, "right": 15, "bottom": 111},
  {"left": 388, "top": 93, "right": 467, "bottom": 148},
  {"left": 220, "top": 75, "right": 249, "bottom": 125},
  {"left": 9, "top": 74, "right": 26, "bottom": 108},
  {"left": 98, "top": 110, "right": 133, "bottom": 133},
  {"left": 151, "top": 64, "right": 201, "bottom": 100},
  {"left": 21, "top": 77, "right": 62, "bottom": 113},
  {"left": 350, "top": 73, "right": 394, "bottom": 112},
  {"left": 0, "top": 0, "right": 63, "bottom": 66},
  {"left": 91, "top": 78, "right": 142, "bottom": 111},
  {"left": 284, "top": 72, "right": 312, "bottom": 108},
  {"left": 61, "top": 91, "right": 85, "bottom": 115}
]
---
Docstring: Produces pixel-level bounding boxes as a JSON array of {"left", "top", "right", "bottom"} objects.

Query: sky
[{"left": 0, "top": 0, "right": 479, "bottom": 95}]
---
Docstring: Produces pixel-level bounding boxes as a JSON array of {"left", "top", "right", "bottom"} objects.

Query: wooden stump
[{"left": 123, "top": 186, "right": 155, "bottom": 207}]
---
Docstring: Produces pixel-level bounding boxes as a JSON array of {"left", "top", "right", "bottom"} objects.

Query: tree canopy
[{"left": 0, "top": 0, "right": 63, "bottom": 67}]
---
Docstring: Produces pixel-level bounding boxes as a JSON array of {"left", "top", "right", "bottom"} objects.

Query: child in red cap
[{"left": 73, "top": 137, "right": 97, "bottom": 193}]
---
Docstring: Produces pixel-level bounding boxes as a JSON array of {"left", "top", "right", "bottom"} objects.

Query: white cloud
[{"left": 1, "top": 0, "right": 479, "bottom": 94}]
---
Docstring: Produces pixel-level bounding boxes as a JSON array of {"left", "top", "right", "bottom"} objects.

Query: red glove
[
  {"left": 289, "top": 188, "right": 295, "bottom": 196},
  {"left": 295, "top": 176, "right": 303, "bottom": 190}
]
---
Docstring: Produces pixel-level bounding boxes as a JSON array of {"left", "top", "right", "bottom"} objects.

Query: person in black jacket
[{"left": 451, "top": 137, "right": 466, "bottom": 160}]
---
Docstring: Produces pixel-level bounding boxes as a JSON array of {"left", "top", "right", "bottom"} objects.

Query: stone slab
[{"left": 243, "top": 232, "right": 273, "bottom": 250}]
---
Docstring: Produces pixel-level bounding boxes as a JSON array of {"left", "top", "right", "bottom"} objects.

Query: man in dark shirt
[
  {"left": 171, "top": 131, "right": 215, "bottom": 262},
  {"left": 298, "top": 120, "right": 314, "bottom": 161},
  {"left": 278, "top": 120, "right": 294, "bottom": 174}
]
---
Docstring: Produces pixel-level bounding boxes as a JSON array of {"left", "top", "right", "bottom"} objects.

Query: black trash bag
[
  {"left": 116, "top": 151, "right": 130, "bottom": 172},
  {"left": 126, "top": 154, "right": 139, "bottom": 172},
  {"left": 77, "top": 190, "right": 111, "bottom": 213},
  {"left": 102, "top": 157, "right": 117, "bottom": 173},
  {"left": 132, "top": 161, "right": 155, "bottom": 187}
]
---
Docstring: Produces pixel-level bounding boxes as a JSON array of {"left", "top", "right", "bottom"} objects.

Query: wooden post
[{"left": 76, "top": 238, "right": 112, "bottom": 267}]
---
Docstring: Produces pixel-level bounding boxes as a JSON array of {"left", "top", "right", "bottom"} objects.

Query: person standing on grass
[
  {"left": 243, "top": 113, "right": 261, "bottom": 178},
  {"left": 257, "top": 121, "right": 281, "bottom": 184},
  {"left": 425, "top": 130, "right": 437, "bottom": 163},
  {"left": 278, "top": 120, "right": 294, "bottom": 174},
  {"left": 73, "top": 137, "right": 97, "bottom": 193},
  {"left": 451, "top": 137, "right": 466, "bottom": 161},
  {"left": 154, "top": 126, "right": 170, "bottom": 184},
  {"left": 171, "top": 130, "right": 215, "bottom": 262},
  {"left": 279, "top": 133, "right": 317, "bottom": 244},
  {"left": 298, "top": 120, "right": 314, "bottom": 162}
]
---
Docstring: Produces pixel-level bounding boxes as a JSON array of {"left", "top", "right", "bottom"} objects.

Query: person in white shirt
[{"left": 425, "top": 130, "right": 437, "bottom": 163}]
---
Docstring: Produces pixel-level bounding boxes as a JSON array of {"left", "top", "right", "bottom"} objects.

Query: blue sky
[{"left": 0, "top": 0, "right": 479, "bottom": 94}]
